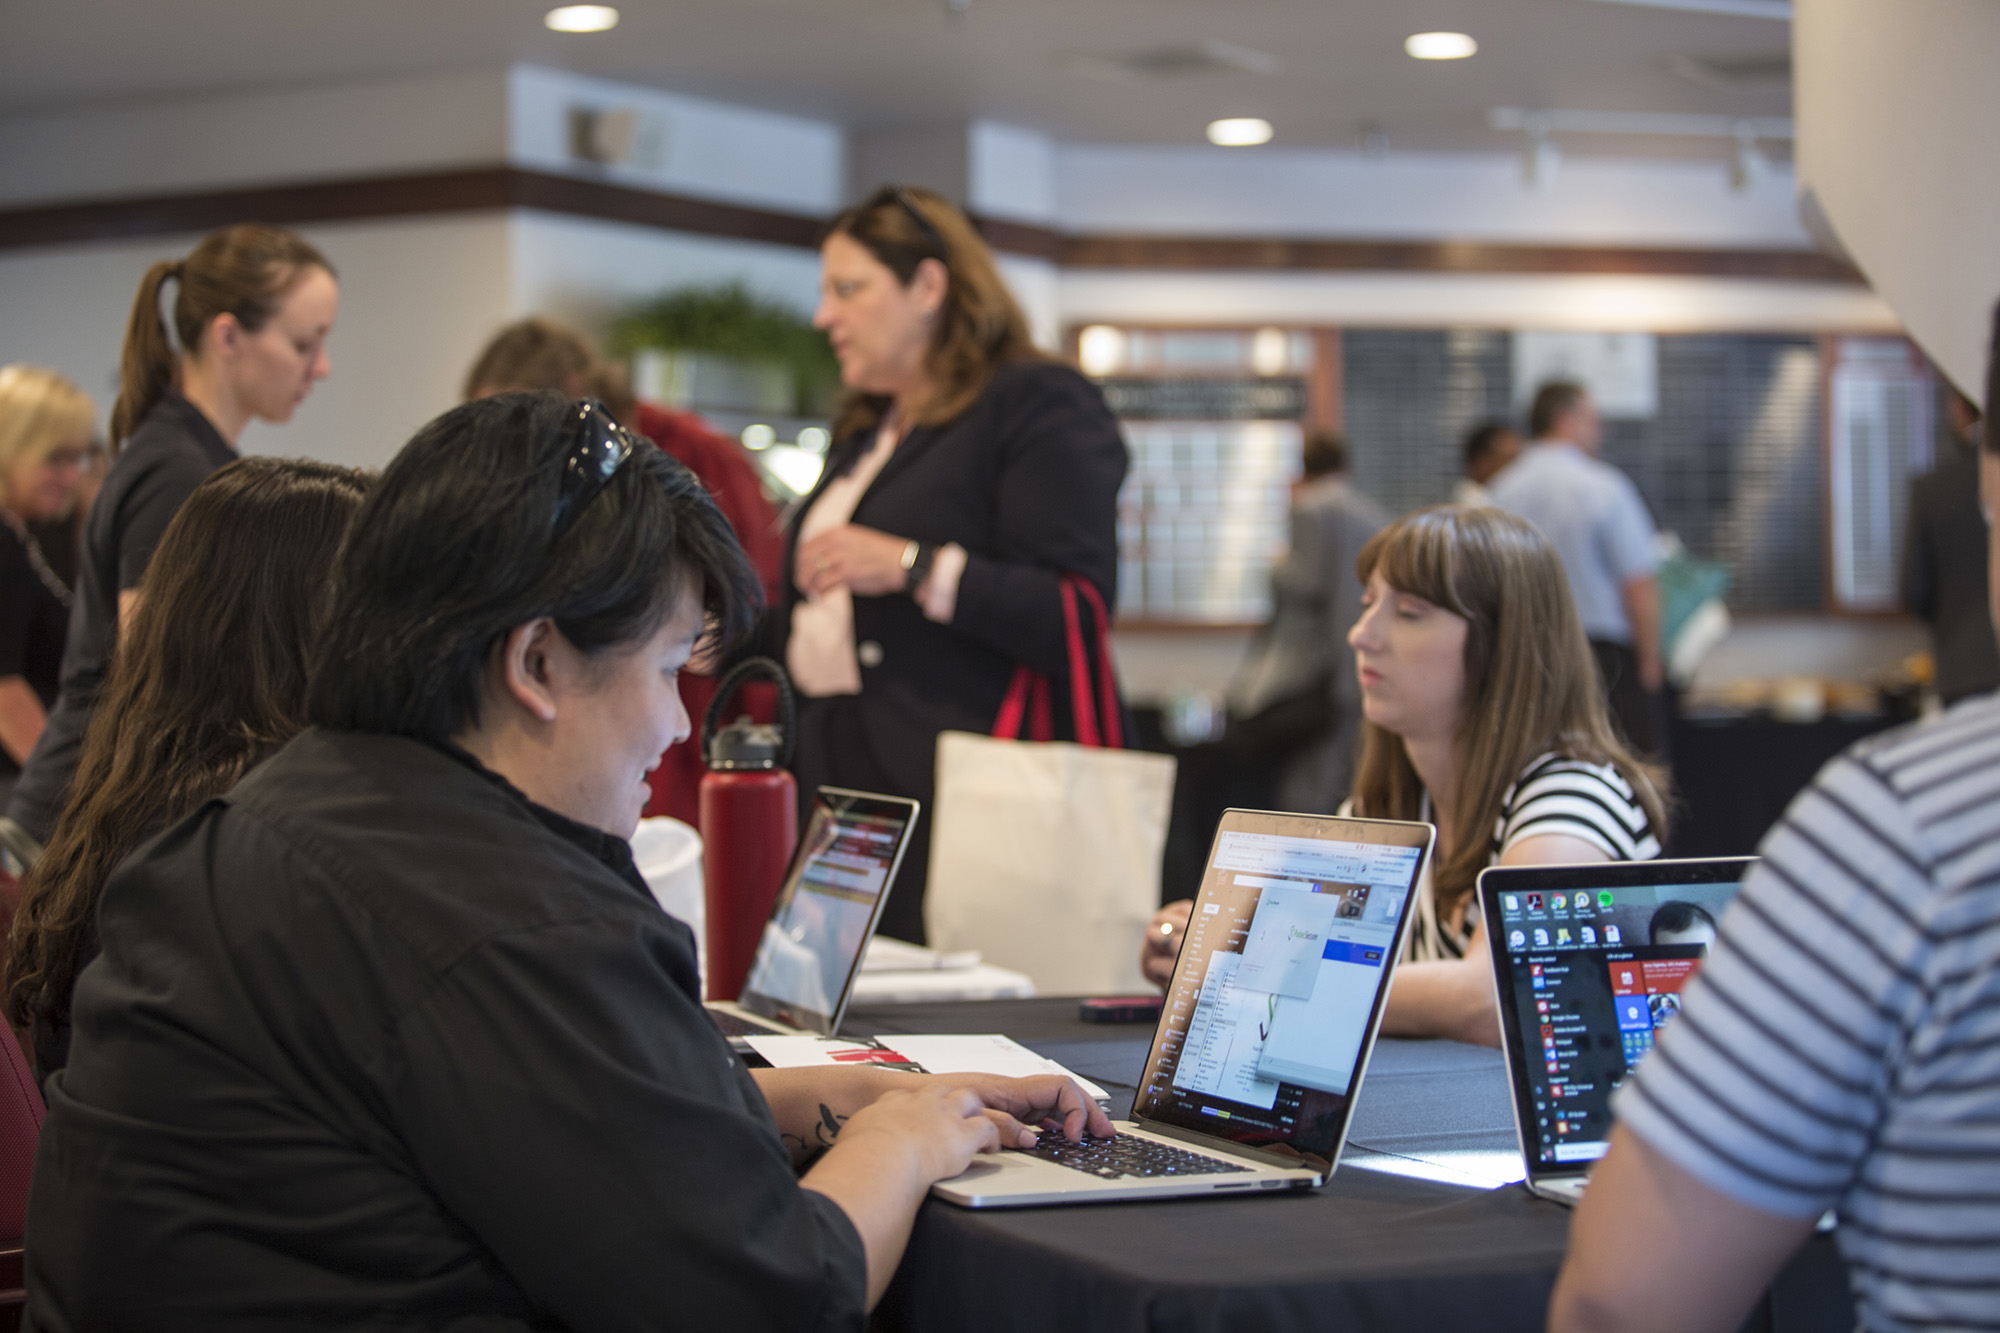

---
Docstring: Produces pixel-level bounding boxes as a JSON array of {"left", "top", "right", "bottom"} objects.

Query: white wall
[
  {"left": 1056, "top": 145, "right": 1819, "bottom": 249},
  {"left": 1795, "top": 0, "right": 2000, "bottom": 402},
  {"left": 508, "top": 66, "right": 846, "bottom": 215},
  {"left": 0, "top": 69, "right": 511, "bottom": 207},
  {"left": 1058, "top": 269, "right": 1898, "bottom": 335}
]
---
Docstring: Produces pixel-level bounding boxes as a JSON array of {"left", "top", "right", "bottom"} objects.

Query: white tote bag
[{"left": 925, "top": 579, "right": 1176, "bottom": 995}]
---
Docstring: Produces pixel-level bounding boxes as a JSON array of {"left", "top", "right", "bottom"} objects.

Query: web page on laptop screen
[
  {"left": 744, "top": 800, "right": 908, "bottom": 1021},
  {"left": 1496, "top": 879, "right": 1740, "bottom": 1169},
  {"left": 1133, "top": 827, "right": 1421, "bottom": 1171}
]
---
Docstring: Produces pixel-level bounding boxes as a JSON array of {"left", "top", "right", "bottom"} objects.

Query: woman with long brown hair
[
  {"left": 4, "top": 223, "right": 338, "bottom": 847},
  {"left": 6, "top": 456, "right": 370, "bottom": 1076},
  {"left": 1145, "top": 505, "right": 1666, "bottom": 1044},
  {"left": 773, "top": 184, "right": 1127, "bottom": 942}
]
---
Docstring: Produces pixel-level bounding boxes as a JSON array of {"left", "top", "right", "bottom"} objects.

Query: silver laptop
[
  {"left": 1479, "top": 856, "right": 1753, "bottom": 1206},
  {"left": 932, "top": 808, "right": 1432, "bottom": 1208},
  {"left": 706, "top": 787, "right": 919, "bottom": 1043}
]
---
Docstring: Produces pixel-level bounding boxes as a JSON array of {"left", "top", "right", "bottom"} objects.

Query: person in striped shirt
[
  {"left": 1551, "top": 312, "right": 2000, "bottom": 1333},
  {"left": 1142, "top": 506, "right": 1666, "bottom": 1046}
]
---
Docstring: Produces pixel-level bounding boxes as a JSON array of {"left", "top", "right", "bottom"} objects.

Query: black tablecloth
[
  {"left": 1668, "top": 714, "right": 1898, "bottom": 858},
  {"left": 846, "top": 997, "right": 1853, "bottom": 1333}
]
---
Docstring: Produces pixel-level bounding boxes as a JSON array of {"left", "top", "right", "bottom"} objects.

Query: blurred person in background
[
  {"left": 4, "top": 223, "right": 337, "bottom": 850},
  {"left": 1146, "top": 507, "right": 1666, "bottom": 1043},
  {"left": 1452, "top": 420, "right": 1521, "bottom": 507},
  {"left": 1902, "top": 386, "right": 1997, "bottom": 704},
  {"left": 1224, "top": 429, "right": 1387, "bottom": 816},
  {"left": 462, "top": 316, "right": 784, "bottom": 827},
  {"left": 770, "top": 185, "right": 1126, "bottom": 944},
  {"left": 1489, "top": 382, "right": 1665, "bottom": 756},
  {"left": 6, "top": 458, "right": 371, "bottom": 1078},
  {"left": 0, "top": 367, "right": 93, "bottom": 807}
]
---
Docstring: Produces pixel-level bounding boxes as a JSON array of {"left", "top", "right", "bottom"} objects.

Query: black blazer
[{"left": 767, "top": 359, "right": 1127, "bottom": 793}]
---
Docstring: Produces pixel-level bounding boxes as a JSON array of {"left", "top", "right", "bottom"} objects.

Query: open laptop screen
[
  {"left": 1481, "top": 858, "right": 1752, "bottom": 1174},
  {"left": 739, "top": 789, "right": 918, "bottom": 1033},
  {"left": 1131, "top": 811, "right": 1431, "bottom": 1175}
]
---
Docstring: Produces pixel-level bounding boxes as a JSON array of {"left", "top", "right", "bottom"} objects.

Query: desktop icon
[
  {"left": 1509, "top": 929, "right": 1526, "bottom": 949},
  {"left": 1604, "top": 924, "right": 1622, "bottom": 945},
  {"left": 1533, "top": 928, "right": 1550, "bottom": 947},
  {"left": 1551, "top": 895, "right": 1568, "bottom": 914},
  {"left": 1580, "top": 926, "right": 1596, "bottom": 945},
  {"left": 1527, "top": 893, "right": 1544, "bottom": 911},
  {"left": 1597, "top": 890, "right": 1615, "bottom": 908},
  {"left": 1555, "top": 927, "right": 1572, "bottom": 946},
  {"left": 1575, "top": 892, "right": 1593, "bottom": 911},
  {"left": 1503, "top": 894, "right": 1519, "bottom": 914}
]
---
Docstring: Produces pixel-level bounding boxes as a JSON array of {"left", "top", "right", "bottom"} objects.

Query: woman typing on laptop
[
  {"left": 1144, "top": 505, "right": 1667, "bottom": 1046},
  {"left": 26, "top": 393, "right": 1108, "bottom": 1330}
]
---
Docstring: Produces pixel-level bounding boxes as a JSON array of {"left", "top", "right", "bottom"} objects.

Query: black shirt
[
  {"left": 26, "top": 729, "right": 868, "bottom": 1331},
  {"left": 0, "top": 516, "right": 69, "bottom": 775},
  {"left": 1902, "top": 440, "right": 2000, "bottom": 704},
  {"left": 5, "top": 393, "right": 234, "bottom": 840}
]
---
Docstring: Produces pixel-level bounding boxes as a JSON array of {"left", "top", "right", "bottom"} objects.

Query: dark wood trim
[
  {"left": 1308, "top": 328, "right": 1342, "bottom": 434},
  {"left": 0, "top": 167, "right": 823, "bottom": 253},
  {"left": 970, "top": 215, "right": 1062, "bottom": 262},
  {"left": 1058, "top": 234, "right": 1863, "bottom": 284},
  {"left": 0, "top": 166, "right": 1862, "bottom": 285}
]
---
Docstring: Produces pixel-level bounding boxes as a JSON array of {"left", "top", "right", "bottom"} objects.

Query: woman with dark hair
[
  {"left": 5, "top": 456, "right": 369, "bottom": 1077},
  {"left": 1143, "top": 506, "right": 1667, "bottom": 1044},
  {"left": 5, "top": 223, "right": 338, "bottom": 847},
  {"left": 781, "top": 185, "right": 1127, "bottom": 942},
  {"left": 25, "top": 392, "right": 1107, "bottom": 1329}
]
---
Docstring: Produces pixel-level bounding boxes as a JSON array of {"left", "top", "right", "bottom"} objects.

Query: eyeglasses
[
  {"left": 881, "top": 185, "right": 949, "bottom": 264},
  {"left": 549, "top": 399, "right": 637, "bottom": 544}
]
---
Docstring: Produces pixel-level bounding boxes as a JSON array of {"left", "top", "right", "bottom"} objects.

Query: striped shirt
[
  {"left": 1385, "top": 752, "right": 1661, "bottom": 963},
  {"left": 1616, "top": 694, "right": 2000, "bottom": 1332}
]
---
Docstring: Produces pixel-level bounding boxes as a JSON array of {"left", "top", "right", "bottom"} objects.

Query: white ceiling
[{"left": 2, "top": 0, "right": 1794, "bottom": 159}]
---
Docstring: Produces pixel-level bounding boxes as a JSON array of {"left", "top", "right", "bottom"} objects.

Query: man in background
[
  {"left": 1902, "top": 387, "right": 1998, "bottom": 704},
  {"left": 1490, "top": 382, "right": 1664, "bottom": 755},
  {"left": 1225, "top": 430, "right": 1388, "bottom": 814},
  {"left": 1452, "top": 420, "right": 1522, "bottom": 507}
]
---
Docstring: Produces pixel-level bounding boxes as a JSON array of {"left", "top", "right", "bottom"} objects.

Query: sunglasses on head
[
  {"left": 878, "top": 185, "right": 949, "bottom": 264},
  {"left": 549, "top": 399, "right": 638, "bottom": 544}
]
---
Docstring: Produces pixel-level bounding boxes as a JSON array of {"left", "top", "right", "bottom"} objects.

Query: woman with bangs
[{"left": 1143, "top": 505, "right": 1666, "bottom": 1045}]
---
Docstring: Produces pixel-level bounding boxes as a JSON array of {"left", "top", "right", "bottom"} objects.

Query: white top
[
  {"left": 786, "top": 417, "right": 970, "bottom": 698},
  {"left": 1487, "top": 440, "right": 1659, "bottom": 645}
]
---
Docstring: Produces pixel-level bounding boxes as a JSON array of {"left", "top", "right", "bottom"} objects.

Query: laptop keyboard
[
  {"left": 709, "top": 1009, "right": 785, "bottom": 1037},
  {"left": 1024, "top": 1131, "right": 1253, "bottom": 1180}
]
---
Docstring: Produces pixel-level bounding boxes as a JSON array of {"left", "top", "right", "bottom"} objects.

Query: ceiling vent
[
  {"left": 1064, "top": 40, "right": 1277, "bottom": 82},
  {"left": 1666, "top": 52, "right": 1792, "bottom": 88}
]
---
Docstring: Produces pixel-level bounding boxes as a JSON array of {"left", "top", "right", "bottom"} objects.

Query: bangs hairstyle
[
  {"left": 1348, "top": 505, "right": 1668, "bottom": 911},
  {"left": 7, "top": 457, "right": 371, "bottom": 1043},
  {"left": 307, "top": 391, "right": 760, "bottom": 741},
  {"left": 824, "top": 185, "right": 1050, "bottom": 441}
]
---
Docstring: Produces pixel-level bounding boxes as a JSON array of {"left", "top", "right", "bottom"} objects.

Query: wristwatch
[{"left": 900, "top": 540, "right": 937, "bottom": 597}]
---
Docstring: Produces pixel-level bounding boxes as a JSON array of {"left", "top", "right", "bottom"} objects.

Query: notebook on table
[
  {"left": 705, "top": 787, "right": 919, "bottom": 1045},
  {"left": 1479, "top": 856, "right": 1753, "bottom": 1206},
  {"left": 931, "top": 808, "right": 1432, "bottom": 1208}
]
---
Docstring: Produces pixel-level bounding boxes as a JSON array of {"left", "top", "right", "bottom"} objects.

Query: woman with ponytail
[{"left": 3, "top": 223, "right": 336, "bottom": 846}]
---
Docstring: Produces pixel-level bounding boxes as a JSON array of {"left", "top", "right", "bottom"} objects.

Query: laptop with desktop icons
[
  {"left": 931, "top": 809, "right": 1433, "bottom": 1208},
  {"left": 705, "top": 788, "right": 919, "bottom": 1046},
  {"left": 1479, "top": 856, "right": 1753, "bottom": 1206}
]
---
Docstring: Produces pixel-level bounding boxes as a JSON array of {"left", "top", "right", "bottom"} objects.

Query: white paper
[
  {"left": 741, "top": 1032, "right": 1109, "bottom": 1106},
  {"left": 1235, "top": 884, "right": 1340, "bottom": 999}
]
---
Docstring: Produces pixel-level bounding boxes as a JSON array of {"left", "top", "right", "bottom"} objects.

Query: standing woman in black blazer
[{"left": 780, "top": 185, "right": 1126, "bottom": 944}]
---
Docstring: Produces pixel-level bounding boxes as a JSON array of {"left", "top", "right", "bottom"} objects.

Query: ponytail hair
[{"left": 111, "top": 224, "right": 334, "bottom": 447}]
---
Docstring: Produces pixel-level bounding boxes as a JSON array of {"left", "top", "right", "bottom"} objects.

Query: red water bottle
[{"left": 698, "top": 657, "right": 799, "bottom": 1002}]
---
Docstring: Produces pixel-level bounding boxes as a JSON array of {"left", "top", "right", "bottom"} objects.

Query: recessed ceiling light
[
  {"left": 545, "top": 5, "right": 619, "bottom": 33},
  {"left": 1406, "top": 31, "right": 1478, "bottom": 60},
  {"left": 1207, "top": 118, "right": 1274, "bottom": 147}
]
